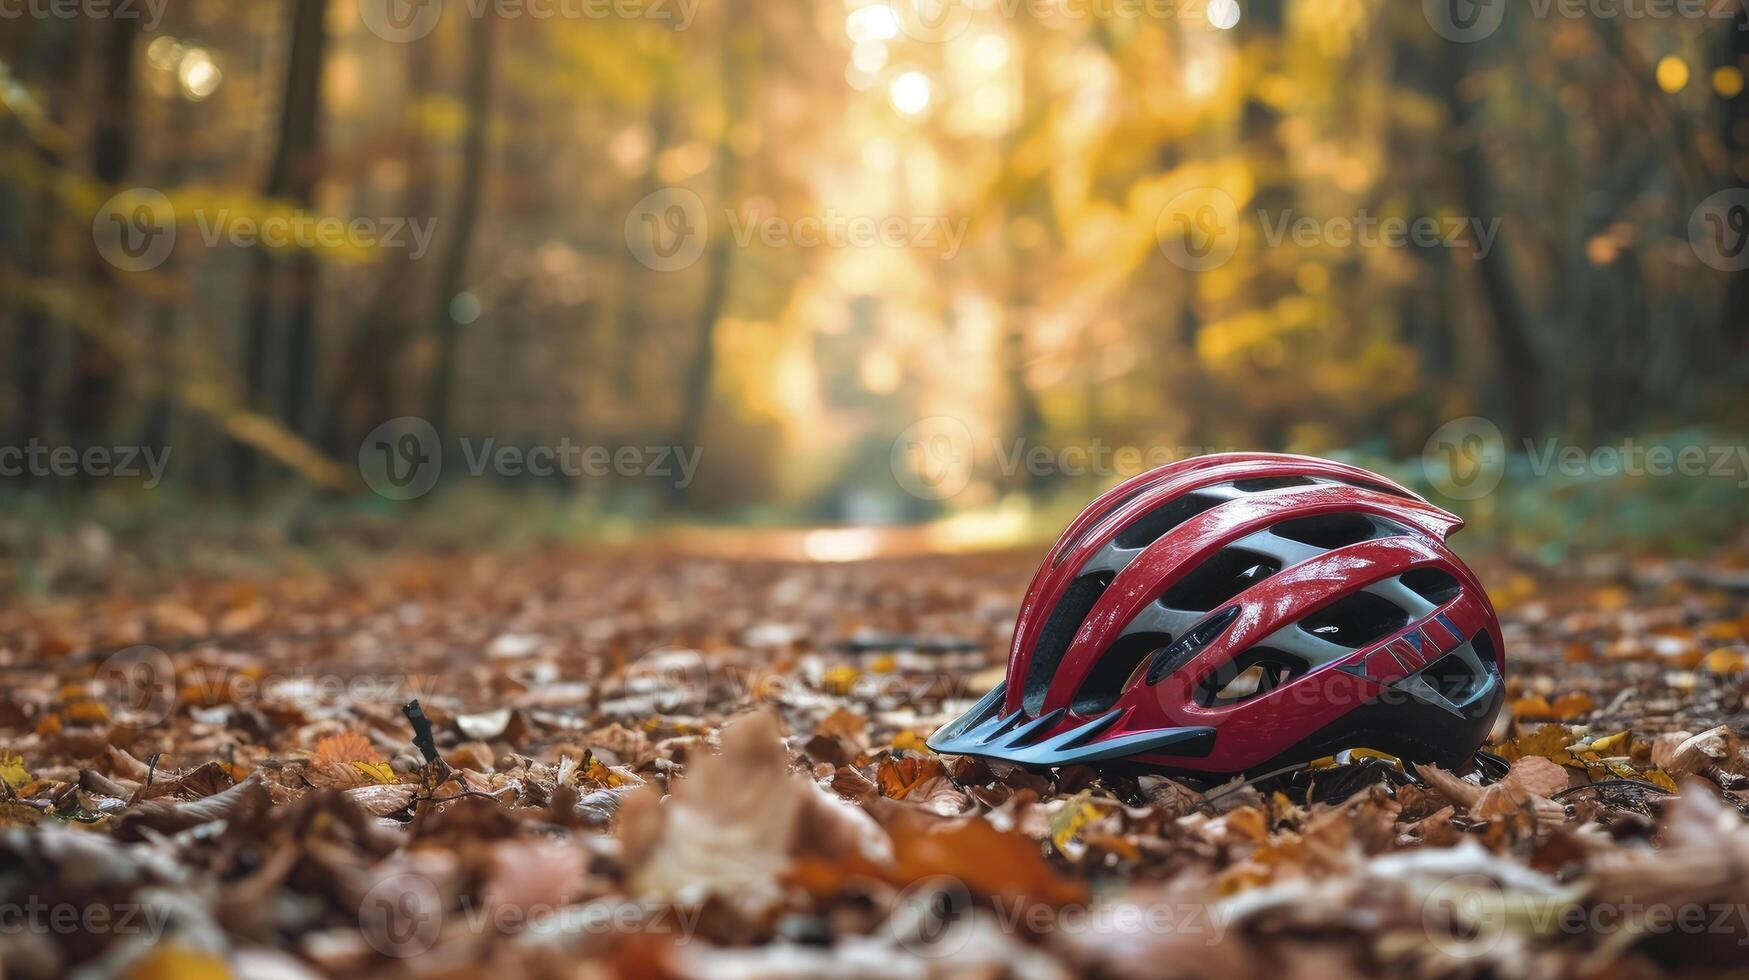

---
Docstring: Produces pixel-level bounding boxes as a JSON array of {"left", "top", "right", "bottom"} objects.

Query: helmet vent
[
  {"left": 1297, "top": 592, "right": 1411, "bottom": 648},
  {"left": 1332, "top": 477, "right": 1416, "bottom": 500},
  {"left": 1229, "top": 476, "right": 1316, "bottom": 492},
  {"left": 1144, "top": 606, "right": 1242, "bottom": 685},
  {"left": 1158, "top": 547, "right": 1281, "bottom": 611},
  {"left": 1071, "top": 631, "right": 1171, "bottom": 715},
  {"left": 1023, "top": 572, "right": 1114, "bottom": 715},
  {"left": 1051, "top": 483, "right": 1150, "bottom": 567},
  {"left": 1112, "top": 492, "right": 1224, "bottom": 550},
  {"left": 1471, "top": 629, "right": 1497, "bottom": 665},
  {"left": 1271, "top": 512, "right": 1408, "bottom": 550},
  {"left": 1196, "top": 647, "right": 1308, "bottom": 706},
  {"left": 1400, "top": 567, "right": 1462, "bottom": 605},
  {"left": 1422, "top": 650, "right": 1485, "bottom": 702}
]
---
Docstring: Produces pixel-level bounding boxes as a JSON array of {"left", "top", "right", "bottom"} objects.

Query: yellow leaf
[
  {"left": 125, "top": 944, "right": 232, "bottom": 980},
  {"left": 350, "top": 761, "right": 397, "bottom": 785},
  {"left": 821, "top": 665, "right": 860, "bottom": 696},
  {"left": 891, "top": 730, "right": 926, "bottom": 752},
  {"left": 1702, "top": 648, "right": 1749, "bottom": 674},
  {"left": 1495, "top": 724, "right": 1580, "bottom": 765},
  {"left": 0, "top": 753, "right": 29, "bottom": 788},
  {"left": 1642, "top": 768, "right": 1679, "bottom": 792},
  {"left": 1585, "top": 731, "right": 1631, "bottom": 756},
  {"left": 1050, "top": 793, "right": 1100, "bottom": 853}
]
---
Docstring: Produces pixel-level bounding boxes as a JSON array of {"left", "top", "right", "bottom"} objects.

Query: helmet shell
[{"left": 929, "top": 453, "right": 1504, "bottom": 777}]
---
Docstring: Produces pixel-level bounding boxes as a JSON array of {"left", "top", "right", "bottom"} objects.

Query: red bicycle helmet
[{"left": 929, "top": 453, "right": 1504, "bottom": 778}]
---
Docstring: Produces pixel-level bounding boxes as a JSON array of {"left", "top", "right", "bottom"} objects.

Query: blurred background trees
[{"left": 1, "top": 0, "right": 1746, "bottom": 530}]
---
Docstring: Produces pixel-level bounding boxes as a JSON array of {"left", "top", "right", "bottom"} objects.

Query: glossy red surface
[{"left": 999, "top": 453, "right": 1505, "bottom": 774}]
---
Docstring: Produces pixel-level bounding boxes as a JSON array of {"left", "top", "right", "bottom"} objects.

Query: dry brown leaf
[
  {"left": 1656, "top": 726, "right": 1730, "bottom": 776},
  {"left": 1413, "top": 764, "right": 1483, "bottom": 809},
  {"left": 115, "top": 771, "right": 270, "bottom": 839},
  {"left": 342, "top": 782, "right": 417, "bottom": 817},
  {"left": 620, "top": 711, "right": 890, "bottom": 915}
]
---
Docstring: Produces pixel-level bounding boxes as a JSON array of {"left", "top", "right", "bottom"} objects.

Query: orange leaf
[
  {"left": 889, "top": 812, "right": 1085, "bottom": 906},
  {"left": 312, "top": 731, "right": 380, "bottom": 769}
]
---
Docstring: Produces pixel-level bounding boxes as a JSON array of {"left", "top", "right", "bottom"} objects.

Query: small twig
[
  {"left": 1201, "top": 762, "right": 1311, "bottom": 807},
  {"left": 1551, "top": 778, "right": 1675, "bottom": 800},
  {"left": 144, "top": 752, "right": 162, "bottom": 789},
  {"left": 422, "top": 789, "right": 507, "bottom": 805},
  {"left": 402, "top": 700, "right": 447, "bottom": 774}
]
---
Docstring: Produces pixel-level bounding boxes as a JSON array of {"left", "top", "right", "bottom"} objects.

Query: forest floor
[{"left": 4, "top": 541, "right": 1749, "bottom": 978}]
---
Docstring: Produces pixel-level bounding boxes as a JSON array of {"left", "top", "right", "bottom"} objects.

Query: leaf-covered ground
[{"left": 4, "top": 544, "right": 1749, "bottom": 978}]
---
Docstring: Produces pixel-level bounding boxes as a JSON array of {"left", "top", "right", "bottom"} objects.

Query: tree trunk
[
  {"left": 426, "top": 13, "right": 497, "bottom": 442},
  {"left": 70, "top": 14, "right": 140, "bottom": 469},
  {"left": 327, "top": 33, "right": 437, "bottom": 457},
  {"left": 7, "top": 20, "right": 79, "bottom": 468},
  {"left": 235, "top": 0, "right": 329, "bottom": 492},
  {"left": 1716, "top": 10, "right": 1749, "bottom": 356},
  {"left": 1438, "top": 37, "right": 1545, "bottom": 441},
  {"left": 669, "top": 4, "right": 746, "bottom": 499}
]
